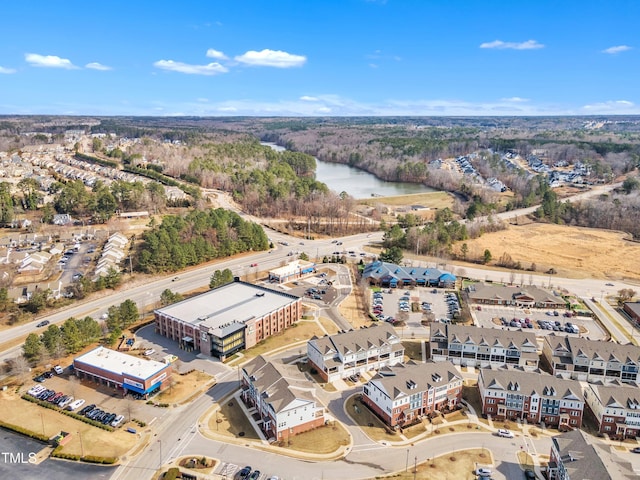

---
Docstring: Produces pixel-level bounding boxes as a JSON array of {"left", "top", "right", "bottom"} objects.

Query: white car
[
  {"left": 475, "top": 467, "right": 492, "bottom": 477},
  {"left": 497, "top": 428, "right": 514, "bottom": 438},
  {"left": 144, "top": 349, "right": 156, "bottom": 356},
  {"left": 28, "top": 385, "right": 46, "bottom": 396},
  {"left": 66, "top": 398, "right": 85, "bottom": 411}
]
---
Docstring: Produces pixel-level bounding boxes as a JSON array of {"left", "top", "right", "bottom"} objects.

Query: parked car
[
  {"left": 67, "top": 399, "right": 85, "bottom": 411},
  {"left": 631, "top": 446, "right": 640, "bottom": 454},
  {"left": 111, "top": 414, "right": 125, "bottom": 427},
  {"left": 53, "top": 365, "right": 64, "bottom": 375},
  {"left": 144, "top": 349, "right": 156, "bottom": 356},
  {"left": 524, "top": 469, "right": 536, "bottom": 479},
  {"left": 475, "top": 467, "right": 492, "bottom": 477},
  {"left": 497, "top": 428, "right": 514, "bottom": 438},
  {"left": 249, "top": 471, "right": 261, "bottom": 480},
  {"left": 33, "top": 375, "right": 46, "bottom": 383},
  {"left": 238, "top": 466, "right": 252, "bottom": 480},
  {"left": 79, "top": 404, "right": 95, "bottom": 416}
]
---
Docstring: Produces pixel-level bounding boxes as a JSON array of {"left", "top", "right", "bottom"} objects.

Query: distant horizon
[{"left": 1, "top": 1, "right": 637, "bottom": 116}]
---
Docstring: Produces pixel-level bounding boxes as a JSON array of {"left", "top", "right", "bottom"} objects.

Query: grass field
[
  {"left": 358, "top": 191, "right": 453, "bottom": 209},
  {"left": 381, "top": 448, "right": 491, "bottom": 480},
  {"left": 457, "top": 223, "right": 640, "bottom": 280}
]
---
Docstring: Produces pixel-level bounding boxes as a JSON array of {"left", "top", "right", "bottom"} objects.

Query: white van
[
  {"left": 66, "top": 398, "right": 85, "bottom": 411},
  {"left": 110, "top": 414, "right": 125, "bottom": 427},
  {"left": 53, "top": 365, "right": 64, "bottom": 375}
]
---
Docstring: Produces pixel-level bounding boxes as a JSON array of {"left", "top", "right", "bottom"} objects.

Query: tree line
[{"left": 135, "top": 208, "right": 269, "bottom": 273}]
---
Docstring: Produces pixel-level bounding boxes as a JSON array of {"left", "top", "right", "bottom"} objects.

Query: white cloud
[
  {"left": 85, "top": 62, "right": 112, "bottom": 71},
  {"left": 602, "top": 45, "right": 632, "bottom": 54},
  {"left": 196, "top": 98, "right": 209, "bottom": 103},
  {"left": 153, "top": 60, "right": 228, "bottom": 75},
  {"left": 582, "top": 100, "right": 635, "bottom": 112},
  {"left": 480, "top": 40, "right": 544, "bottom": 50},
  {"left": 235, "top": 49, "right": 306, "bottom": 68},
  {"left": 300, "top": 96, "right": 319, "bottom": 102},
  {"left": 206, "top": 49, "right": 228, "bottom": 60},
  {"left": 501, "top": 97, "right": 529, "bottom": 103},
  {"left": 217, "top": 106, "right": 238, "bottom": 112},
  {"left": 25, "top": 53, "right": 77, "bottom": 69},
  {"left": 0, "top": 66, "right": 16, "bottom": 74}
]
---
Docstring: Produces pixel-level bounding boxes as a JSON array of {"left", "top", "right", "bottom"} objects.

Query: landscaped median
[{"left": 199, "top": 397, "right": 351, "bottom": 460}]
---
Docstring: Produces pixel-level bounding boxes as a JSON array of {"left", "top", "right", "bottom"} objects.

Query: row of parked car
[
  {"left": 372, "top": 291, "right": 395, "bottom": 323},
  {"left": 238, "top": 465, "right": 280, "bottom": 480},
  {"left": 28, "top": 384, "right": 82, "bottom": 410},
  {"left": 445, "top": 292, "right": 460, "bottom": 317},
  {"left": 78, "top": 403, "right": 125, "bottom": 427}
]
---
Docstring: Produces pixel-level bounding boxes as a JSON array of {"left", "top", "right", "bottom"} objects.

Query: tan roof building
[{"left": 468, "top": 283, "right": 566, "bottom": 309}]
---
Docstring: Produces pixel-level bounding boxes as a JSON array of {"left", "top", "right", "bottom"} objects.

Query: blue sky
[{"left": 0, "top": 0, "right": 638, "bottom": 116}]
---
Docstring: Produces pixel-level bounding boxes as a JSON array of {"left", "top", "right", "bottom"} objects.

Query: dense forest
[{"left": 135, "top": 208, "right": 268, "bottom": 273}]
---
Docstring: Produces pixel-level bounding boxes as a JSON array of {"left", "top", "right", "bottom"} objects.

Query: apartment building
[
  {"left": 307, "top": 323, "right": 404, "bottom": 383},
  {"left": 548, "top": 429, "right": 636, "bottom": 480},
  {"left": 430, "top": 324, "right": 539, "bottom": 369},
  {"left": 478, "top": 367, "right": 583, "bottom": 429},
  {"left": 584, "top": 382, "right": 640, "bottom": 438},
  {"left": 362, "top": 361, "right": 463, "bottom": 428},
  {"left": 241, "top": 355, "right": 324, "bottom": 441},
  {"left": 543, "top": 336, "right": 640, "bottom": 384}
]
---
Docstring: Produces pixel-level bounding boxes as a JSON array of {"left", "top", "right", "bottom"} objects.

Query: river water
[{"left": 262, "top": 142, "right": 433, "bottom": 199}]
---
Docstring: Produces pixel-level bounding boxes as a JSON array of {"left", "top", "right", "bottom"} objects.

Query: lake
[{"left": 262, "top": 142, "right": 433, "bottom": 199}]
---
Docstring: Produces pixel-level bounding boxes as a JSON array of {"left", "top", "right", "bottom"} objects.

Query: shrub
[
  {"left": 51, "top": 446, "right": 81, "bottom": 461},
  {"left": 0, "top": 420, "right": 49, "bottom": 443},
  {"left": 163, "top": 467, "right": 181, "bottom": 480},
  {"left": 81, "top": 455, "right": 117, "bottom": 464},
  {"left": 21, "top": 394, "right": 114, "bottom": 431}
]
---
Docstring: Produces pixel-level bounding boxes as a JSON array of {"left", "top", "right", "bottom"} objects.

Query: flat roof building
[
  {"left": 73, "top": 346, "right": 171, "bottom": 397},
  {"left": 268, "top": 259, "right": 316, "bottom": 283},
  {"left": 155, "top": 279, "right": 301, "bottom": 360}
]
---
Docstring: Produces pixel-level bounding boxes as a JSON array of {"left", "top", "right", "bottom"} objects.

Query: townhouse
[
  {"left": 584, "top": 382, "right": 640, "bottom": 438},
  {"left": 543, "top": 336, "right": 640, "bottom": 384},
  {"left": 429, "top": 324, "right": 539, "bottom": 369},
  {"left": 241, "top": 355, "right": 324, "bottom": 441},
  {"left": 548, "top": 429, "right": 636, "bottom": 480},
  {"left": 478, "top": 367, "right": 584, "bottom": 430},
  {"left": 362, "top": 361, "right": 463, "bottom": 428},
  {"left": 307, "top": 323, "right": 404, "bottom": 383}
]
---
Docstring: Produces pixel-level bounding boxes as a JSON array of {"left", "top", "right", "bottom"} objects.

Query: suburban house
[
  {"left": 583, "top": 382, "right": 640, "bottom": 439},
  {"left": 307, "top": 323, "right": 404, "bottom": 383},
  {"left": 542, "top": 336, "right": 640, "bottom": 384},
  {"left": 478, "top": 367, "right": 584, "bottom": 430},
  {"left": 547, "top": 429, "right": 636, "bottom": 480},
  {"left": 241, "top": 355, "right": 324, "bottom": 441},
  {"left": 429, "top": 324, "right": 539, "bottom": 369},
  {"left": 624, "top": 302, "right": 640, "bottom": 325},
  {"left": 155, "top": 279, "right": 301, "bottom": 360},
  {"left": 362, "top": 261, "right": 456, "bottom": 288},
  {"left": 362, "top": 361, "right": 463, "bottom": 428},
  {"left": 467, "top": 283, "right": 566, "bottom": 309}
]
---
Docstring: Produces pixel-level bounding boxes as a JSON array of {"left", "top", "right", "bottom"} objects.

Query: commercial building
[
  {"left": 268, "top": 259, "right": 316, "bottom": 283},
  {"left": 307, "top": 323, "right": 404, "bottom": 383},
  {"left": 584, "top": 382, "right": 640, "bottom": 438},
  {"left": 467, "top": 283, "right": 566, "bottom": 309},
  {"left": 430, "top": 324, "right": 539, "bottom": 370},
  {"left": 478, "top": 367, "right": 583, "bottom": 430},
  {"left": 362, "top": 361, "right": 462, "bottom": 428},
  {"left": 154, "top": 279, "right": 301, "bottom": 360},
  {"left": 547, "top": 429, "right": 636, "bottom": 480},
  {"left": 543, "top": 336, "right": 640, "bottom": 384},
  {"left": 362, "top": 261, "right": 456, "bottom": 288},
  {"left": 73, "top": 346, "right": 171, "bottom": 397},
  {"left": 624, "top": 302, "right": 640, "bottom": 325},
  {"left": 241, "top": 355, "right": 324, "bottom": 441}
]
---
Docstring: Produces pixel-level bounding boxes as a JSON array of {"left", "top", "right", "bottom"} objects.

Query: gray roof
[
  {"left": 309, "top": 323, "right": 400, "bottom": 357},
  {"left": 480, "top": 367, "right": 582, "bottom": 400},
  {"left": 243, "top": 355, "right": 317, "bottom": 414},
  {"left": 587, "top": 383, "right": 640, "bottom": 410},
  {"left": 155, "top": 280, "right": 299, "bottom": 334},
  {"left": 431, "top": 324, "right": 538, "bottom": 351},
  {"left": 624, "top": 302, "right": 640, "bottom": 319},
  {"left": 552, "top": 429, "right": 636, "bottom": 480},
  {"left": 74, "top": 346, "right": 168, "bottom": 380},
  {"left": 547, "top": 336, "right": 640, "bottom": 364},
  {"left": 367, "top": 361, "right": 461, "bottom": 400},
  {"left": 469, "top": 283, "right": 565, "bottom": 306}
]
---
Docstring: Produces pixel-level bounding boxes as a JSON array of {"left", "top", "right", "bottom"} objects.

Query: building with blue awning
[{"left": 362, "top": 261, "right": 456, "bottom": 288}]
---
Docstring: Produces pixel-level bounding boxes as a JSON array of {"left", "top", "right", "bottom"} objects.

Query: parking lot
[
  {"left": 367, "top": 286, "right": 460, "bottom": 337},
  {"left": 471, "top": 305, "right": 606, "bottom": 340},
  {"left": 28, "top": 366, "right": 172, "bottom": 426}
]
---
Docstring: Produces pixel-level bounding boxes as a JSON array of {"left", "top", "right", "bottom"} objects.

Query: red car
[{"left": 250, "top": 263, "right": 258, "bottom": 267}]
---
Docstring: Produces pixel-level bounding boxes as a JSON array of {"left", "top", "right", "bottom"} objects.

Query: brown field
[
  {"left": 458, "top": 223, "right": 640, "bottom": 281},
  {"left": 358, "top": 191, "right": 453, "bottom": 209}
]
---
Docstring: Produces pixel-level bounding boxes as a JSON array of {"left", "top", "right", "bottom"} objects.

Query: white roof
[
  {"left": 74, "top": 346, "right": 167, "bottom": 380},
  {"left": 156, "top": 281, "right": 299, "bottom": 332}
]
